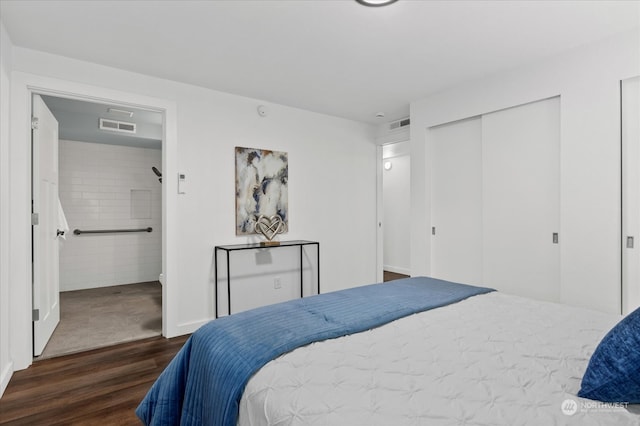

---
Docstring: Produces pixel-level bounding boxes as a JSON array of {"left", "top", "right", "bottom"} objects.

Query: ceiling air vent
[
  {"left": 389, "top": 117, "right": 410, "bottom": 131},
  {"left": 99, "top": 118, "right": 137, "bottom": 134}
]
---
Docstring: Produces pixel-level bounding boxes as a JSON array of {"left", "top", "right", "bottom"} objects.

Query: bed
[{"left": 137, "top": 277, "right": 640, "bottom": 426}]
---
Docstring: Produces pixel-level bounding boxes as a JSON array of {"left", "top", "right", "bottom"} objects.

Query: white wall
[
  {"left": 0, "top": 20, "right": 14, "bottom": 397},
  {"left": 382, "top": 142, "right": 410, "bottom": 275},
  {"left": 410, "top": 29, "right": 640, "bottom": 314},
  {"left": 58, "top": 140, "right": 162, "bottom": 291},
  {"left": 6, "top": 46, "right": 377, "bottom": 372}
]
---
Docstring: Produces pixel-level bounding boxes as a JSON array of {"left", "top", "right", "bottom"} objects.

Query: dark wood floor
[
  {"left": 383, "top": 270, "right": 410, "bottom": 282},
  {"left": 1, "top": 275, "right": 408, "bottom": 424},
  {"left": 0, "top": 335, "right": 189, "bottom": 426}
]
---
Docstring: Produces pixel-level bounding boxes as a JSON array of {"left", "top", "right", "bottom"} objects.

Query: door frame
[
  {"left": 376, "top": 145, "right": 383, "bottom": 283},
  {"left": 10, "top": 72, "right": 178, "bottom": 370},
  {"left": 375, "top": 132, "right": 411, "bottom": 283}
]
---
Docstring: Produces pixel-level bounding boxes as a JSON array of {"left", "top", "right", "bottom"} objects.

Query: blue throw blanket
[{"left": 136, "top": 276, "right": 494, "bottom": 426}]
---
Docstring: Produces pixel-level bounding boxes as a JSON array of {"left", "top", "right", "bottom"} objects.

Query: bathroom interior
[{"left": 37, "top": 95, "right": 163, "bottom": 359}]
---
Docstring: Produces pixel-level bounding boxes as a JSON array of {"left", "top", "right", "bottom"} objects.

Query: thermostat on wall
[{"left": 178, "top": 173, "right": 186, "bottom": 194}]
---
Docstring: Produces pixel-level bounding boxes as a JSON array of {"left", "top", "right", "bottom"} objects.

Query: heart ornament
[{"left": 254, "top": 214, "right": 286, "bottom": 241}]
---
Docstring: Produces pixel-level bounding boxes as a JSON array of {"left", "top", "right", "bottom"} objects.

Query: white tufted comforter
[{"left": 239, "top": 292, "right": 640, "bottom": 426}]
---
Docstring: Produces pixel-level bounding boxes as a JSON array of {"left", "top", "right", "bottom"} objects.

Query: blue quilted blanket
[{"left": 136, "top": 276, "right": 493, "bottom": 426}]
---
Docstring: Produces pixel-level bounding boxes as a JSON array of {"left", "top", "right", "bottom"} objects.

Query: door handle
[
  {"left": 627, "top": 236, "right": 635, "bottom": 249},
  {"left": 56, "top": 229, "right": 65, "bottom": 237}
]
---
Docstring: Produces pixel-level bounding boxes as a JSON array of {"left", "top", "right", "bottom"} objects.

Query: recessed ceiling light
[
  {"left": 375, "top": 112, "right": 385, "bottom": 118},
  {"left": 355, "top": 0, "right": 398, "bottom": 7}
]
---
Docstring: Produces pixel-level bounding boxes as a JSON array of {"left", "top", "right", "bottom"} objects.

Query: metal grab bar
[{"left": 73, "top": 227, "right": 152, "bottom": 235}]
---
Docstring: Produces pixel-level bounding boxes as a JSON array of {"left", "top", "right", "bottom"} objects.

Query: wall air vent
[
  {"left": 389, "top": 117, "right": 410, "bottom": 131},
  {"left": 99, "top": 118, "right": 137, "bottom": 134}
]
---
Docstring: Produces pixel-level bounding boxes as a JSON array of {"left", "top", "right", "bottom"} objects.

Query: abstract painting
[{"left": 235, "top": 147, "right": 288, "bottom": 235}]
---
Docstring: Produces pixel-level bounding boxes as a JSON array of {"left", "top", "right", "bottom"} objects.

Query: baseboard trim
[{"left": 169, "top": 319, "right": 211, "bottom": 338}]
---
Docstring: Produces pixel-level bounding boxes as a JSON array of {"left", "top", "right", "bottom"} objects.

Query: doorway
[
  {"left": 32, "top": 94, "right": 164, "bottom": 359},
  {"left": 380, "top": 141, "right": 411, "bottom": 281}
]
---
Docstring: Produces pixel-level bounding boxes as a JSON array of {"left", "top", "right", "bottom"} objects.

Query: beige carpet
[{"left": 38, "top": 281, "right": 162, "bottom": 360}]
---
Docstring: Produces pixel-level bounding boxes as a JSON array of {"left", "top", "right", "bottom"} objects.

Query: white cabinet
[{"left": 429, "top": 97, "right": 560, "bottom": 302}]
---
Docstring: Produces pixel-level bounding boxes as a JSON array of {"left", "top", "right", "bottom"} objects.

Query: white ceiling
[{"left": 1, "top": 0, "right": 639, "bottom": 124}]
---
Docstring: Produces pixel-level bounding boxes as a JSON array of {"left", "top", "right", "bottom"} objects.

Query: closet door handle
[
  {"left": 552, "top": 233, "right": 558, "bottom": 244},
  {"left": 627, "top": 236, "right": 635, "bottom": 249}
]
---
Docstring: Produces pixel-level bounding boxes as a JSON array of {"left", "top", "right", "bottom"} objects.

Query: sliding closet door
[
  {"left": 482, "top": 97, "right": 560, "bottom": 302},
  {"left": 622, "top": 76, "right": 640, "bottom": 315},
  {"left": 430, "top": 117, "right": 483, "bottom": 285}
]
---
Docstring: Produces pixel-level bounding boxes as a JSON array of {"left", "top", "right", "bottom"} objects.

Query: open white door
[{"left": 32, "top": 94, "right": 60, "bottom": 356}]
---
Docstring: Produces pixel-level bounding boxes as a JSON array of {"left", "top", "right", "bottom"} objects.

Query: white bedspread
[{"left": 238, "top": 292, "right": 640, "bottom": 426}]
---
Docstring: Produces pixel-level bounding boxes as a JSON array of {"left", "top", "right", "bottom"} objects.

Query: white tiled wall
[{"left": 58, "top": 140, "right": 162, "bottom": 291}]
